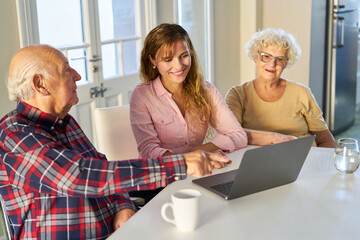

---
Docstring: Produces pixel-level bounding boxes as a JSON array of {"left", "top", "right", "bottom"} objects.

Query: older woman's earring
[{"left": 152, "top": 65, "right": 156, "bottom": 69}]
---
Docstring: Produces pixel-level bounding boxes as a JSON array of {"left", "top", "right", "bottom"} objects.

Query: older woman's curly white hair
[{"left": 245, "top": 28, "right": 301, "bottom": 68}]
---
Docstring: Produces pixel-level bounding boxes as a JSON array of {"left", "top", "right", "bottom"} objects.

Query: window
[{"left": 177, "top": 0, "right": 214, "bottom": 83}]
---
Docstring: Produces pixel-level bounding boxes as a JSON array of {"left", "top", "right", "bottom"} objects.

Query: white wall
[
  {"left": 261, "top": 0, "right": 312, "bottom": 87},
  {"left": 213, "top": 0, "right": 241, "bottom": 96},
  {"left": 0, "top": 1, "right": 19, "bottom": 117},
  {"left": 239, "top": 0, "right": 261, "bottom": 87}
]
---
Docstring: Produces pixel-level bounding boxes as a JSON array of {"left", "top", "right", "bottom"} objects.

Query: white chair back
[{"left": 94, "top": 105, "right": 139, "bottom": 160}]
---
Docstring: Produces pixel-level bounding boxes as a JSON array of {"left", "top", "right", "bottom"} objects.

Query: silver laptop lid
[{"left": 193, "top": 135, "right": 315, "bottom": 200}]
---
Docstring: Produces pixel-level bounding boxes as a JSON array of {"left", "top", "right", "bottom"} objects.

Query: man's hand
[
  {"left": 183, "top": 150, "right": 231, "bottom": 177},
  {"left": 113, "top": 208, "right": 136, "bottom": 231}
]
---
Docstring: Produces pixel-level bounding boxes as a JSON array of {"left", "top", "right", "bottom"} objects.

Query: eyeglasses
[{"left": 258, "top": 51, "right": 288, "bottom": 67}]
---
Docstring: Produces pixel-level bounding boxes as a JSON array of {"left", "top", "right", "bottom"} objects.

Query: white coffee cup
[{"left": 161, "top": 189, "right": 202, "bottom": 231}]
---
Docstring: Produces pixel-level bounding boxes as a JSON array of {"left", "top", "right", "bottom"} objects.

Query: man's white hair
[{"left": 6, "top": 45, "right": 53, "bottom": 101}]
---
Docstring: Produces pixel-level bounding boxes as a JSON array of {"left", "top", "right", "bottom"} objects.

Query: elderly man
[{"left": 0, "top": 45, "right": 231, "bottom": 240}]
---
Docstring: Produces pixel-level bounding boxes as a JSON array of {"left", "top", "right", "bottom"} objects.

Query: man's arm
[
  {"left": 1, "top": 130, "right": 229, "bottom": 198},
  {"left": 1, "top": 129, "right": 187, "bottom": 198}
]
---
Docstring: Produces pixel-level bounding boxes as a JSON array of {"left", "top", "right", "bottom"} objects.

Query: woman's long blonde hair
[{"left": 140, "top": 23, "right": 213, "bottom": 134}]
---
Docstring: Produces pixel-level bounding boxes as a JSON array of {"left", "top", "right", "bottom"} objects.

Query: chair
[
  {"left": 94, "top": 105, "right": 145, "bottom": 208},
  {"left": 94, "top": 105, "right": 139, "bottom": 160},
  {"left": 0, "top": 197, "right": 11, "bottom": 240}
]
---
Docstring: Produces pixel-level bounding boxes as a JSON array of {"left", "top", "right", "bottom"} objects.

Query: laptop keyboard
[{"left": 211, "top": 181, "right": 234, "bottom": 195}]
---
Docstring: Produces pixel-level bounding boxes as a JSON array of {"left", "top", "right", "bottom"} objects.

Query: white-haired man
[{"left": 0, "top": 45, "right": 231, "bottom": 239}]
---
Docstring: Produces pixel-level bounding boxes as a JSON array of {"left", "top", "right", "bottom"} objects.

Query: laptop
[{"left": 192, "top": 135, "right": 315, "bottom": 200}]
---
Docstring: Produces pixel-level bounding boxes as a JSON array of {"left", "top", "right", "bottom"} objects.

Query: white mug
[{"left": 161, "top": 189, "right": 202, "bottom": 231}]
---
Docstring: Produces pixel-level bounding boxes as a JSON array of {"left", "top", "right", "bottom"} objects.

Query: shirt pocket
[
  {"left": 152, "top": 114, "right": 174, "bottom": 125},
  {"left": 152, "top": 113, "right": 176, "bottom": 144}
]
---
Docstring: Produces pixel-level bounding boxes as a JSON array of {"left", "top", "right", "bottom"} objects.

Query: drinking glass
[{"left": 334, "top": 138, "right": 360, "bottom": 174}]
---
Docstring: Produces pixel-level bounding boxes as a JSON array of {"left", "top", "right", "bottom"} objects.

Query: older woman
[{"left": 225, "top": 28, "right": 335, "bottom": 147}]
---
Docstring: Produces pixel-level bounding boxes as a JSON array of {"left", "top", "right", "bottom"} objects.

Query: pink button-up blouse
[{"left": 130, "top": 77, "right": 248, "bottom": 158}]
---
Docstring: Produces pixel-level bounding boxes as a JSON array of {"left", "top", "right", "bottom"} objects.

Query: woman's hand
[
  {"left": 210, "top": 149, "right": 230, "bottom": 169},
  {"left": 268, "top": 133, "right": 297, "bottom": 145},
  {"left": 245, "top": 129, "right": 296, "bottom": 146}
]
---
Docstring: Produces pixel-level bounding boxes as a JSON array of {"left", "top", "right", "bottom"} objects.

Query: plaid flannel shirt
[{"left": 0, "top": 101, "right": 186, "bottom": 239}]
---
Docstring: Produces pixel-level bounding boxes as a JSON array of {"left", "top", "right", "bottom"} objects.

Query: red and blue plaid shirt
[{"left": 0, "top": 101, "right": 186, "bottom": 239}]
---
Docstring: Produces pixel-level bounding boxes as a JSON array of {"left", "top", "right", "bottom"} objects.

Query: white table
[{"left": 108, "top": 146, "right": 360, "bottom": 240}]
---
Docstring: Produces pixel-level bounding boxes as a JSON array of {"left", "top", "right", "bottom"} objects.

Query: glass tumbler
[{"left": 334, "top": 138, "right": 360, "bottom": 174}]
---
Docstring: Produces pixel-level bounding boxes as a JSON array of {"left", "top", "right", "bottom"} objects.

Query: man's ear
[{"left": 31, "top": 74, "right": 49, "bottom": 96}]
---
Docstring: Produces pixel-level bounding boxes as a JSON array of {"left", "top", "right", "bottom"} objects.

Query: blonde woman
[{"left": 130, "top": 23, "right": 248, "bottom": 161}]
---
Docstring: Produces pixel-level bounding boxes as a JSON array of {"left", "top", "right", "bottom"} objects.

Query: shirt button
[
  {"left": 161, "top": 120, "right": 165, "bottom": 124},
  {"left": 51, "top": 127, "right": 54, "bottom": 130},
  {"left": 175, "top": 177, "right": 180, "bottom": 181},
  {"left": 184, "top": 124, "right": 186, "bottom": 127},
  {"left": 184, "top": 142, "right": 188, "bottom": 145}
]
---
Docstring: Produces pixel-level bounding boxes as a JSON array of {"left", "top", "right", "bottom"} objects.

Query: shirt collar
[
  {"left": 153, "top": 76, "right": 171, "bottom": 97},
  {"left": 17, "top": 101, "right": 71, "bottom": 130}
]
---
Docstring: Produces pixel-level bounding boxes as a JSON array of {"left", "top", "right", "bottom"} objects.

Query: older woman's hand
[
  {"left": 244, "top": 129, "right": 296, "bottom": 146},
  {"left": 265, "top": 132, "right": 297, "bottom": 145}
]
